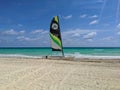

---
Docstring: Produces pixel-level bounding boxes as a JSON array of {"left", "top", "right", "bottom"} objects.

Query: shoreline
[
  {"left": 0, "top": 57, "right": 120, "bottom": 63},
  {"left": 1, "top": 53, "right": 120, "bottom": 60}
]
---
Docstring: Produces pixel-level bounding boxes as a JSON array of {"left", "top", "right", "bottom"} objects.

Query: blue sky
[{"left": 0, "top": 0, "right": 120, "bottom": 47}]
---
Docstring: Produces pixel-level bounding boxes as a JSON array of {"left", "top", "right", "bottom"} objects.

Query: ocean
[{"left": 0, "top": 47, "right": 120, "bottom": 59}]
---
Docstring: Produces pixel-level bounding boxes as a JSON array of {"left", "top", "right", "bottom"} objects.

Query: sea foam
[
  {"left": 65, "top": 52, "right": 120, "bottom": 59},
  {"left": 0, "top": 54, "right": 42, "bottom": 59}
]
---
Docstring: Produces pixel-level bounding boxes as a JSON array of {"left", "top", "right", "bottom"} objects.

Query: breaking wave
[
  {"left": 0, "top": 54, "right": 42, "bottom": 58},
  {"left": 65, "top": 52, "right": 120, "bottom": 59}
]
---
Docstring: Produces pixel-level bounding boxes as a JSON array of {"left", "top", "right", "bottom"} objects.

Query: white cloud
[
  {"left": 61, "top": 29, "right": 98, "bottom": 46},
  {"left": 41, "top": 30, "right": 48, "bottom": 34},
  {"left": 3, "top": 29, "right": 18, "bottom": 35},
  {"left": 19, "top": 30, "right": 25, "bottom": 34},
  {"left": 89, "top": 15, "right": 98, "bottom": 18},
  {"left": 18, "top": 24, "right": 23, "bottom": 27},
  {"left": 61, "top": 29, "right": 92, "bottom": 46},
  {"left": 63, "top": 15, "right": 72, "bottom": 19},
  {"left": 17, "top": 36, "right": 40, "bottom": 41},
  {"left": 83, "top": 32, "right": 97, "bottom": 39},
  {"left": 31, "top": 30, "right": 43, "bottom": 34},
  {"left": 117, "top": 32, "right": 120, "bottom": 35},
  {"left": 1, "top": 29, "right": 26, "bottom": 35},
  {"left": 62, "top": 29, "right": 90, "bottom": 38},
  {"left": 89, "top": 20, "right": 98, "bottom": 25},
  {"left": 17, "top": 36, "right": 25, "bottom": 41},
  {"left": 87, "top": 39, "right": 93, "bottom": 42},
  {"left": 102, "top": 36, "right": 113, "bottom": 41},
  {"left": 80, "top": 14, "right": 87, "bottom": 18},
  {"left": 117, "top": 23, "right": 120, "bottom": 29},
  {"left": 17, "top": 29, "right": 49, "bottom": 42},
  {"left": 72, "top": 33, "right": 80, "bottom": 37},
  {"left": 80, "top": 14, "right": 98, "bottom": 19},
  {"left": 31, "top": 29, "right": 45, "bottom": 34}
]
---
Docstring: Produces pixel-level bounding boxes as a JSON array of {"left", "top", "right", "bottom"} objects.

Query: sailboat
[
  {"left": 50, "top": 16, "right": 64, "bottom": 57},
  {"left": 43, "top": 16, "right": 73, "bottom": 60}
]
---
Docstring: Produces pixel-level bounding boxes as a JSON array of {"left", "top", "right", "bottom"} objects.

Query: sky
[{"left": 0, "top": 0, "right": 120, "bottom": 47}]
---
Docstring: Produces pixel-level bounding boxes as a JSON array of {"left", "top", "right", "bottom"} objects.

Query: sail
[{"left": 50, "top": 16, "right": 63, "bottom": 51}]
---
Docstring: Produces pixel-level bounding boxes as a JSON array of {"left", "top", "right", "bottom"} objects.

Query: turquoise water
[{"left": 0, "top": 47, "right": 120, "bottom": 58}]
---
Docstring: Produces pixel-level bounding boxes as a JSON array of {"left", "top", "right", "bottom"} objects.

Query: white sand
[{"left": 0, "top": 58, "right": 120, "bottom": 90}]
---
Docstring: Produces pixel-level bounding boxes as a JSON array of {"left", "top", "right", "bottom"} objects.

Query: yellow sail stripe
[{"left": 54, "top": 16, "right": 58, "bottom": 23}]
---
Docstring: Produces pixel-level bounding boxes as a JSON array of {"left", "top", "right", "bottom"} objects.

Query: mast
[{"left": 57, "top": 16, "right": 64, "bottom": 57}]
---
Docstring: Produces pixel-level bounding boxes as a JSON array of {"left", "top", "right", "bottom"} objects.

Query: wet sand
[{"left": 0, "top": 58, "right": 120, "bottom": 90}]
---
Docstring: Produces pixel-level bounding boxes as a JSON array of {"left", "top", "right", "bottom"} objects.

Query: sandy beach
[{"left": 0, "top": 58, "right": 120, "bottom": 90}]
